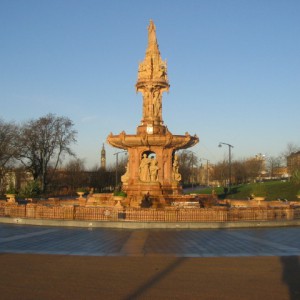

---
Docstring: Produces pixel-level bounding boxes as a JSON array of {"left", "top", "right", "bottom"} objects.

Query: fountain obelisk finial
[
  {"left": 147, "top": 19, "right": 159, "bottom": 53},
  {"left": 136, "top": 20, "right": 169, "bottom": 135}
]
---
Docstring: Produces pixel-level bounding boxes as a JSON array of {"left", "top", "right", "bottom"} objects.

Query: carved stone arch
[{"left": 141, "top": 150, "right": 156, "bottom": 159}]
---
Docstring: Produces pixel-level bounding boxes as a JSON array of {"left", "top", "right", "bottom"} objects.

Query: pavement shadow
[
  {"left": 123, "top": 257, "right": 186, "bottom": 300},
  {"left": 280, "top": 256, "right": 300, "bottom": 300}
]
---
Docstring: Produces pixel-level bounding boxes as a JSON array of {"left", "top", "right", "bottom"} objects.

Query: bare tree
[
  {"left": 88, "top": 166, "right": 115, "bottom": 192},
  {"left": 211, "top": 160, "right": 227, "bottom": 186},
  {"left": 267, "top": 156, "right": 282, "bottom": 177},
  {"left": 0, "top": 119, "right": 18, "bottom": 168},
  {"left": 232, "top": 160, "right": 247, "bottom": 184},
  {"left": 244, "top": 158, "right": 263, "bottom": 182},
  {"left": 0, "top": 119, "right": 19, "bottom": 192},
  {"left": 62, "top": 158, "right": 87, "bottom": 193},
  {"left": 281, "top": 142, "right": 300, "bottom": 159},
  {"left": 17, "top": 114, "right": 77, "bottom": 193},
  {"left": 178, "top": 150, "right": 198, "bottom": 185}
]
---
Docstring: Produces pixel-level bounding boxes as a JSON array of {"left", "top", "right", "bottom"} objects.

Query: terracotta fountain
[{"left": 107, "top": 20, "right": 199, "bottom": 206}]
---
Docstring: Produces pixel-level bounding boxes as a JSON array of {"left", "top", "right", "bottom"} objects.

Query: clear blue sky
[{"left": 1, "top": 0, "right": 299, "bottom": 168}]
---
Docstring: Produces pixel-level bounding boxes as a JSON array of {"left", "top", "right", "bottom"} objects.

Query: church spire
[{"left": 136, "top": 20, "right": 169, "bottom": 134}]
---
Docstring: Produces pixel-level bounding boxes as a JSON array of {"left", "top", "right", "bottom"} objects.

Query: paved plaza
[
  {"left": 1, "top": 223, "right": 300, "bottom": 257},
  {"left": 1, "top": 224, "right": 300, "bottom": 300}
]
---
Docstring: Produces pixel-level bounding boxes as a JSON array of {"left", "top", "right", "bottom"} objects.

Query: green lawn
[{"left": 193, "top": 181, "right": 300, "bottom": 201}]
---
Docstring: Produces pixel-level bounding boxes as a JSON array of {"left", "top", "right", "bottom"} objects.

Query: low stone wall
[
  {"left": 0, "top": 201, "right": 300, "bottom": 223},
  {"left": 222, "top": 199, "right": 295, "bottom": 208},
  {"left": 85, "top": 193, "right": 115, "bottom": 206}
]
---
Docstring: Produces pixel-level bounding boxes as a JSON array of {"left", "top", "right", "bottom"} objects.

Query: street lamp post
[
  {"left": 113, "top": 151, "right": 127, "bottom": 188},
  {"left": 218, "top": 142, "right": 234, "bottom": 190},
  {"left": 200, "top": 158, "right": 210, "bottom": 186}
]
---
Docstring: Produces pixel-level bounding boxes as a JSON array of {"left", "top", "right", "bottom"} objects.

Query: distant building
[
  {"left": 101, "top": 144, "right": 106, "bottom": 170},
  {"left": 198, "top": 163, "right": 213, "bottom": 186},
  {"left": 0, "top": 169, "right": 33, "bottom": 193},
  {"left": 272, "top": 167, "right": 288, "bottom": 178},
  {"left": 287, "top": 151, "right": 300, "bottom": 174}
]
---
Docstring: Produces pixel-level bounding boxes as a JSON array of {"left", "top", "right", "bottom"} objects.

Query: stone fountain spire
[{"left": 136, "top": 20, "right": 169, "bottom": 135}]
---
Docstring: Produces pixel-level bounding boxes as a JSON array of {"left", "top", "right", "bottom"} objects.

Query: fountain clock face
[{"left": 146, "top": 124, "right": 153, "bottom": 134}]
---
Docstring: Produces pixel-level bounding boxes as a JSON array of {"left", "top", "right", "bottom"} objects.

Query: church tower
[{"left": 100, "top": 143, "right": 106, "bottom": 170}]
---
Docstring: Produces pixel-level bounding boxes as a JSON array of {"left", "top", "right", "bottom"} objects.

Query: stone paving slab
[
  {"left": 1, "top": 224, "right": 300, "bottom": 257},
  {"left": 0, "top": 254, "right": 300, "bottom": 300}
]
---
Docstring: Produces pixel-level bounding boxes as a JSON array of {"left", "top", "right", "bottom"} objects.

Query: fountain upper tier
[
  {"left": 107, "top": 130, "right": 198, "bottom": 151},
  {"left": 107, "top": 20, "right": 199, "bottom": 150}
]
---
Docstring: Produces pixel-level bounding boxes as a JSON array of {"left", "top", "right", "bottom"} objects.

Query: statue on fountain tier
[
  {"left": 121, "top": 162, "right": 130, "bottom": 184},
  {"left": 149, "top": 158, "right": 159, "bottom": 182},
  {"left": 172, "top": 155, "right": 182, "bottom": 182},
  {"left": 139, "top": 154, "right": 160, "bottom": 183},
  {"left": 139, "top": 154, "right": 151, "bottom": 182}
]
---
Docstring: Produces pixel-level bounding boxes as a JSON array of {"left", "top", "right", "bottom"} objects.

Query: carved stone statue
[
  {"left": 172, "top": 155, "right": 182, "bottom": 182},
  {"left": 149, "top": 158, "right": 159, "bottom": 182},
  {"left": 139, "top": 154, "right": 150, "bottom": 182},
  {"left": 158, "top": 63, "right": 167, "bottom": 79},
  {"left": 121, "top": 162, "right": 129, "bottom": 183},
  {"left": 153, "top": 89, "right": 162, "bottom": 117},
  {"left": 142, "top": 90, "right": 151, "bottom": 118}
]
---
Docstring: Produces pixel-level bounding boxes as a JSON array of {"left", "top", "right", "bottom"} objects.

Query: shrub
[
  {"left": 19, "top": 181, "right": 41, "bottom": 198},
  {"left": 6, "top": 185, "right": 17, "bottom": 195},
  {"left": 113, "top": 190, "right": 127, "bottom": 197},
  {"left": 76, "top": 187, "right": 88, "bottom": 193},
  {"left": 291, "top": 170, "right": 300, "bottom": 185}
]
